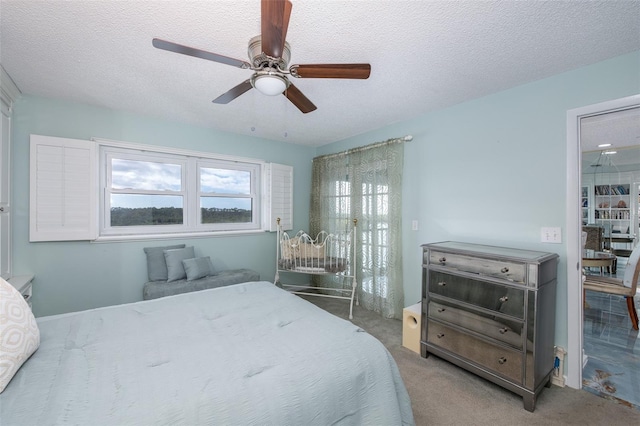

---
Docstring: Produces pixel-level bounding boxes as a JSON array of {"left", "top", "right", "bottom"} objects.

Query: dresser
[{"left": 421, "top": 242, "right": 558, "bottom": 412}]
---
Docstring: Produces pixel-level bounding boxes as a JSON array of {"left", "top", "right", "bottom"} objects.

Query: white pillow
[{"left": 0, "top": 278, "right": 40, "bottom": 393}]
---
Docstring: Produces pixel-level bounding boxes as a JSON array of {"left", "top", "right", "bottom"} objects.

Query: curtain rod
[{"left": 313, "top": 135, "right": 413, "bottom": 161}]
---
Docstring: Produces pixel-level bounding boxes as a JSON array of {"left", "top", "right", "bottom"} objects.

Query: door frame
[
  {"left": 565, "top": 94, "right": 640, "bottom": 389},
  {"left": 0, "top": 67, "right": 20, "bottom": 280}
]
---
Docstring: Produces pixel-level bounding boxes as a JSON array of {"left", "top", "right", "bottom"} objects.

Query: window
[
  {"left": 360, "top": 181, "right": 389, "bottom": 297},
  {"left": 107, "top": 153, "right": 186, "bottom": 229},
  {"left": 30, "top": 135, "right": 291, "bottom": 242},
  {"left": 101, "top": 147, "right": 261, "bottom": 237},
  {"left": 198, "top": 161, "right": 257, "bottom": 230}
]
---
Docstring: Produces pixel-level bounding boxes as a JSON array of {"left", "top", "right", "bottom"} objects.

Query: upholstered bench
[
  {"left": 142, "top": 244, "right": 260, "bottom": 300},
  {"left": 144, "top": 269, "right": 260, "bottom": 300}
]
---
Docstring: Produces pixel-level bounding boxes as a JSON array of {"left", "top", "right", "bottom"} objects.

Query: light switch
[{"left": 541, "top": 227, "right": 562, "bottom": 244}]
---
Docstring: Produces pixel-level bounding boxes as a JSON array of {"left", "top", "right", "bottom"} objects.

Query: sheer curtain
[{"left": 310, "top": 138, "right": 405, "bottom": 319}]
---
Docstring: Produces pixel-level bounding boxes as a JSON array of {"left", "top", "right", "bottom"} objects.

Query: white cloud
[
  {"left": 112, "top": 159, "right": 181, "bottom": 191},
  {"left": 200, "top": 167, "right": 250, "bottom": 194}
]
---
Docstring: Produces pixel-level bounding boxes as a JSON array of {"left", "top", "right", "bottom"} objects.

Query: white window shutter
[
  {"left": 29, "top": 134, "right": 97, "bottom": 241},
  {"left": 264, "top": 163, "right": 293, "bottom": 232}
]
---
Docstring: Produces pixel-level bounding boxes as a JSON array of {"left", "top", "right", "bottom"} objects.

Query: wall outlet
[
  {"left": 541, "top": 227, "right": 562, "bottom": 243},
  {"left": 412, "top": 220, "right": 418, "bottom": 231}
]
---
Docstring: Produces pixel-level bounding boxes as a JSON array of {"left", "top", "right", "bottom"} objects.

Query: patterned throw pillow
[{"left": 0, "top": 278, "right": 40, "bottom": 393}]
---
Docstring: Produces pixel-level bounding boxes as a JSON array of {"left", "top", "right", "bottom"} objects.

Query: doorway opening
[{"left": 566, "top": 95, "right": 640, "bottom": 406}]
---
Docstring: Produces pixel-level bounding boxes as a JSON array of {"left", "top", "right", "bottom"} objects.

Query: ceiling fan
[{"left": 152, "top": 0, "right": 371, "bottom": 114}]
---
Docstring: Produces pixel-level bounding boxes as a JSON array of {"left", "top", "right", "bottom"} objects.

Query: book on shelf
[{"left": 594, "top": 184, "right": 629, "bottom": 196}]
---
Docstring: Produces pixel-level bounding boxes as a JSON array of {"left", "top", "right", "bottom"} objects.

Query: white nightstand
[{"left": 8, "top": 275, "right": 34, "bottom": 309}]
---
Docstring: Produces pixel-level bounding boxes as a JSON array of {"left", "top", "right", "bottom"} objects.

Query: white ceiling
[
  {"left": 581, "top": 107, "right": 640, "bottom": 171},
  {"left": 1, "top": 0, "right": 639, "bottom": 147}
]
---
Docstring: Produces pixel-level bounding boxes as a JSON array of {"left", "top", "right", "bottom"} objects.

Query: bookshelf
[
  {"left": 594, "top": 183, "right": 632, "bottom": 237},
  {"left": 581, "top": 185, "right": 590, "bottom": 225}
]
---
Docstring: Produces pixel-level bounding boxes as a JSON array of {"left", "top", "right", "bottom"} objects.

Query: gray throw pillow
[
  {"left": 164, "top": 247, "right": 195, "bottom": 282},
  {"left": 182, "top": 257, "right": 215, "bottom": 281},
  {"left": 143, "top": 244, "right": 186, "bottom": 281}
]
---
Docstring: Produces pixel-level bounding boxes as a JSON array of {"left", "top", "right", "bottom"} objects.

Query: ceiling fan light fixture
[
  {"left": 252, "top": 73, "right": 289, "bottom": 96},
  {"left": 153, "top": 2, "right": 369, "bottom": 113}
]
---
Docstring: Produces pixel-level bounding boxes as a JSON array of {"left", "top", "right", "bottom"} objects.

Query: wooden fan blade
[
  {"left": 261, "top": 0, "right": 292, "bottom": 58},
  {"left": 284, "top": 83, "right": 317, "bottom": 114},
  {"left": 291, "top": 64, "right": 371, "bottom": 79},
  {"left": 212, "top": 80, "right": 253, "bottom": 104},
  {"left": 153, "top": 38, "right": 251, "bottom": 69}
]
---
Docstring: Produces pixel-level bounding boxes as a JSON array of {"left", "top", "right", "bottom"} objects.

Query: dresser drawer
[
  {"left": 427, "top": 320, "right": 523, "bottom": 383},
  {"left": 428, "top": 271, "right": 525, "bottom": 319},
  {"left": 428, "top": 300, "right": 525, "bottom": 349},
  {"left": 428, "top": 250, "right": 526, "bottom": 283}
]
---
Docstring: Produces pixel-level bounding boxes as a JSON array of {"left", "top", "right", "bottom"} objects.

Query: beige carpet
[{"left": 302, "top": 295, "right": 640, "bottom": 425}]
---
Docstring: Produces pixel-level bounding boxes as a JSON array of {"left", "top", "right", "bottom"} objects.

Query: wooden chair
[{"left": 583, "top": 244, "right": 640, "bottom": 330}]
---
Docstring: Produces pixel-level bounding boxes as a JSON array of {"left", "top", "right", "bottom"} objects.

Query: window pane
[
  {"left": 112, "top": 159, "right": 182, "bottom": 191},
  {"left": 200, "top": 167, "right": 251, "bottom": 194},
  {"left": 111, "top": 194, "right": 183, "bottom": 226},
  {"left": 200, "top": 197, "right": 252, "bottom": 223},
  {"left": 334, "top": 180, "right": 351, "bottom": 216}
]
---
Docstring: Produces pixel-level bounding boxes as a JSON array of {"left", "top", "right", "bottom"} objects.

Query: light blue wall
[
  {"left": 317, "top": 51, "right": 640, "bottom": 351},
  {"left": 10, "top": 50, "right": 640, "bottom": 336},
  {"left": 11, "top": 95, "right": 316, "bottom": 316}
]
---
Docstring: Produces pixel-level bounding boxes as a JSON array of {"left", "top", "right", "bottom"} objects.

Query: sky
[{"left": 111, "top": 158, "right": 252, "bottom": 210}]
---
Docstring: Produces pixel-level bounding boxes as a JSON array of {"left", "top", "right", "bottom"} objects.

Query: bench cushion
[{"left": 143, "top": 269, "right": 260, "bottom": 300}]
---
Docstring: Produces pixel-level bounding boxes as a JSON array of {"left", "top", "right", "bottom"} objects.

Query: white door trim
[{"left": 565, "top": 94, "right": 640, "bottom": 389}]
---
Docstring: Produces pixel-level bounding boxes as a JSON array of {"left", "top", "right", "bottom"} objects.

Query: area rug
[
  {"left": 582, "top": 291, "right": 640, "bottom": 410},
  {"left": 582, "top": 356, "right": 640, "bottom": 409}
]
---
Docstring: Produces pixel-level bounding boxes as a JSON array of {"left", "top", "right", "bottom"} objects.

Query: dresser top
[{"left": 422, "top": 241, "right": 558, "bottom": 263}]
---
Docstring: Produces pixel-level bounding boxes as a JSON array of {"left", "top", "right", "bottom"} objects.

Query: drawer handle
[
  {"left": 438, "top": 257, "right": 446, "bottom": 263},
  {"left": 436, "top": 333, "right": 445, "bottom": 339},
  {"left": 498, "top": 327, "right": 509, "bottom": 334},
  {"left": 498, "top": 357, "right": 507, "bottom": 365},
  {"left": 501, "top": 267, "right": 509, "bottom": 273},
  {"left": 499, "top": 296, "right": 509, "bottom": 303},
  {"left": 437, "top": 308, "right": 446, "bottom": 313},
  {"left": 437, "top": 282, "right": 447, "bottom": 287}
]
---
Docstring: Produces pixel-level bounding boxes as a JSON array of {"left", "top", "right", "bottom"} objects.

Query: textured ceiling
[
  {"left": 1, "top": 0, "right": 639, "bottom": 146},
  {"left": 582, "top": 107, "right": 640, "bottom": 169}
]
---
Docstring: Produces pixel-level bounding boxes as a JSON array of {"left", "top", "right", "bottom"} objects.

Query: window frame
[
  {"left": 196, "top": 158, "right": 261, "bottom": 231},
  {"left": 99, "top": 142, "right": 264, "bottom": 239}
]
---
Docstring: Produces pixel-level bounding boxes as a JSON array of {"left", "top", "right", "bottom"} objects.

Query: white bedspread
[{"left": 0, "top": 281, "right": 414, "bottom": 425}]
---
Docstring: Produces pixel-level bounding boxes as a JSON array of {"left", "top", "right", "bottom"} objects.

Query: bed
[
  {"left": 0, "top": 281, "right": 414, "bottom": 425},
  {"left": 275, "top": 218, "right": 358, "bottom": 319}
]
